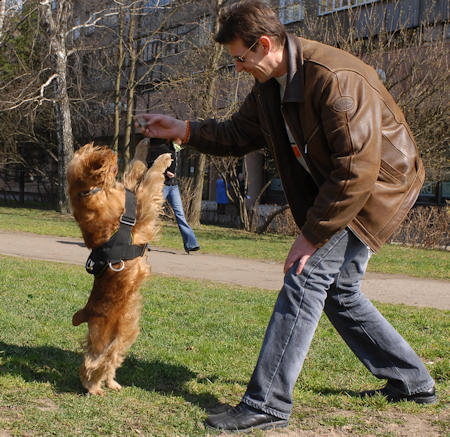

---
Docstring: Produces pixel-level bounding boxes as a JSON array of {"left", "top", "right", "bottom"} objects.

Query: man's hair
[{"left": 215, "top": 0, "right": 286, "bottom": 49}]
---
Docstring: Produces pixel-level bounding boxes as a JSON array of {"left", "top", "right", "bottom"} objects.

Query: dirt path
[{"left": 0, "top": 230, "right": 449, "bottom": 310}]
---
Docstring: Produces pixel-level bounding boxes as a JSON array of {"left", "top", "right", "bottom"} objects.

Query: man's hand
[
  {"left": 284, "top": 233, "right": 318, "bottom": 275},
  {"left": 134, "top": 114, "right": 187, "bottom": 144}
]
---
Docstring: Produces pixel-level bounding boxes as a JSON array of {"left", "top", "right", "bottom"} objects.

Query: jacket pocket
[
  {"left": 379, "top": 160, "right": 403, "bottom": 185},
  {"left": 303, "top": 123, "right": 321, "bottom": 153}
]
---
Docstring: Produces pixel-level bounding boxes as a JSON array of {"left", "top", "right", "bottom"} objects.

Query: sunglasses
[{"left": 232, "top": 40, "right": 259, "bottom": 63}]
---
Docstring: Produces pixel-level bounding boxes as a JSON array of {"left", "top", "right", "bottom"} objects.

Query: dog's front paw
[
  {"left": 124, "top": 160, "right": 147, "bottom": 191},
  {"left": 72, "top": 309, "right": 87, "bottom": 326},
  {"left": 152, "top": 152, "right": 172, "bottom": 172}
]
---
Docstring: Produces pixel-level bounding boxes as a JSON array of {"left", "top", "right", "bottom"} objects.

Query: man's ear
[{"left": 260, "top": 35, "right": 271, "bottom": 54}]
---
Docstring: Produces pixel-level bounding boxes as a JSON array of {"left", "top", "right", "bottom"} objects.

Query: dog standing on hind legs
[{"left": 66, "top": 142, "right": 171, "bottom": 395}]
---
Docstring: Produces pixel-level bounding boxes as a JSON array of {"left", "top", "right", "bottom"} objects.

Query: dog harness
[{"left": 85, "top": 189, "right": 149, "bottom": 277}]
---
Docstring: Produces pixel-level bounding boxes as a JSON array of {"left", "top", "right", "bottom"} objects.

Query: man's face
[{"left": 226, "top": 38, "right": 273, "bottom": 83}]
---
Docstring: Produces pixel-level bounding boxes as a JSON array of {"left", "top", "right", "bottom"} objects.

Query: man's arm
[{"left": 136, "top": 89, "right": 266, "bottom": 158}]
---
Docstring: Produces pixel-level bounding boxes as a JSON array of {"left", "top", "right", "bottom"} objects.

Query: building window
[
  {"left": 143, "top": 39, "right": 162, "bottom": 61},
  {"left": 279, "top": 0, "right": 304, "bottom": 24},
  {"left": 318, "top": 0, "right": 378, "bottom": 16}
]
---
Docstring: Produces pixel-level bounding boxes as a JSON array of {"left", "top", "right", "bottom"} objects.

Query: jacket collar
[
  {"left": 283, "top": 33, "right": 305, "bottom": 103},
  {"left": 256, "top": 33, "right": 305, "bottom": 104}
]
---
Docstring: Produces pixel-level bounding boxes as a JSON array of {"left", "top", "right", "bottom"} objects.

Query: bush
[
  {"left": 389, "top": 205, "right": 449, "bottom": 250},
  {"left": 264, "top": 205, "right": 448, "bottom": 251}
]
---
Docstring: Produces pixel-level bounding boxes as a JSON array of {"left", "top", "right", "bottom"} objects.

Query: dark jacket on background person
[
  {"left": 188, "top": 34, "right": 424, "bottom": 252},
  {"left": 146, "top": 139, "right": 177, "bottom": 186}
]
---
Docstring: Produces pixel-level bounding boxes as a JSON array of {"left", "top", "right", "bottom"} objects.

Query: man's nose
[{"left": 234, "top": 61, "right": 244, "bottom": 73}]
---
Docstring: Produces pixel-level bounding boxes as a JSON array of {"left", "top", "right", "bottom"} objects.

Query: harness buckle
[
  {"left": 86, "top": 258, "right": 95, "bottom": 273},
  {"left": 120, "top": 214, "right": 136, "bottom": 226}
]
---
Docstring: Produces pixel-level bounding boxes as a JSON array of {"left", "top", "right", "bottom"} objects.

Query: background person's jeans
[
  {"left": 163, "top": 184, "right": 199, "bottom": 252},
  {"left": 242, "top": 228, "right": 434, "bottom": 420}
]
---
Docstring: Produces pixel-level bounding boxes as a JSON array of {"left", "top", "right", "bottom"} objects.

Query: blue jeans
[
  {"left": 163, "top": 185, "right": 199, "bottom": 252},
  {"left": 242, "top": 228, "right": 434, "bottom": 420}
]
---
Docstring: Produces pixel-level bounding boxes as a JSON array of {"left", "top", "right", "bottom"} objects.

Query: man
[{"left": 137, "top": 0, "right": 436, "bottom": 432}]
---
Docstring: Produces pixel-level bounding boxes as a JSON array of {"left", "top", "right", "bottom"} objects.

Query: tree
[
  {"left": 0, "top": 1, "right": 59, "bottom": 204},
  {"left": 40, "top": 0, "right": 75, "bottom": 212}
]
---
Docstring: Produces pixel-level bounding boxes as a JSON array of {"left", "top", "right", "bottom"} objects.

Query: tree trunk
[
  {"left": 113, "top": 5, "right": 125, "bottom": 154},
  {"left": 188, "top": 0, "right": 224, "bottom": 225},
  {"left": 0, "top": 0, "right": 6, "bottom": 43},
  {"left": 189, "top": 153, "right": 206, "bottom": 225},
  {"left": 121, "top": 3, "right": 137, "bottom": 175},
  {"left": 42, "top": 0, "right": 74, "bottom": 213}
]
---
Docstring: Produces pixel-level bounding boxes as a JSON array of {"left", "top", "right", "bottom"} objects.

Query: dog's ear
[
  {"left": 87, "top": 150, "right": 108, "bottom": 171},
  {"left": 84, "top": 147, "right": 117, "bottom": 184}
]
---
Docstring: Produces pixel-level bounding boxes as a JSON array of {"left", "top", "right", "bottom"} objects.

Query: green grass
[
  {"left": 0, "top": 256, "right": 448, "bottom": 436},
  {"left": 0, "top": 204, "right": 449, "bottom": 279}
]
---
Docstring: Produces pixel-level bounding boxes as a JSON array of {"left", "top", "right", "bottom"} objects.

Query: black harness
[{"left": 85, "top": 189, "right": 149, "bottom": 277}]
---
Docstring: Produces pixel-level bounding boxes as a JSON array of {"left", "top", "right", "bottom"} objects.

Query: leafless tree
[{"left": 0, "top": 0, "right": 108, "bottom": 210}]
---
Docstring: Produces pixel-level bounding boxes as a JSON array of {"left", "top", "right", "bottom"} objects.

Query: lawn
[
  {"left": 0, "top": 204, "right": 449, "bottom": 280},
  {"left": 0, "top": 256, "right": 448, "bottom": 436}
]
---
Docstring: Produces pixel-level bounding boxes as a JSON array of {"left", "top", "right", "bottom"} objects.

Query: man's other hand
[{"left": 284, "top": 234, "right": 317, "bottom": 275}]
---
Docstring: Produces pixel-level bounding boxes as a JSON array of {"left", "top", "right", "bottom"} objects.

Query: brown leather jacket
[{"left": 189, "top": 34, "right": 424, "bottom": 252}]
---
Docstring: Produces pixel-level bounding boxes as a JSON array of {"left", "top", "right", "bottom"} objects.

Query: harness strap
[
  {"left": 85, "top": 189, "right": 149, "bottom": 277},
  {"left": 120, "top": 188, "right": 137, "bottom": 226}
]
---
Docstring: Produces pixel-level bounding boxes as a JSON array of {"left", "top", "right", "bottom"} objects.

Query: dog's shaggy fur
[{"left": 66, "top": 142, "right": 171, "bottom": 395}]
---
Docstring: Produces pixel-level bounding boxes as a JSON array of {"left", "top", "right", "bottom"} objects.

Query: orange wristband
[{"left": 182, "top": 120, "right": 190, "bottom": 144}]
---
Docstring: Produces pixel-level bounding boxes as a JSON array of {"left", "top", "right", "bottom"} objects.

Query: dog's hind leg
[
  {"left": 105, "top": 290, "right": 142, "bottom": 391},
  {"left": 80, "top": 317, "right": 117, "bottom": 395}
]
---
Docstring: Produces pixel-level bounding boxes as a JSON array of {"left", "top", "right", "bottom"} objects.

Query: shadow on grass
[
  {"left": 0, "top": 342, "right": 81, "bottom": 393},
  {"left": 0, "top": 341, "right": 219, "bottom": 410},
  {"left": 119, "top": 355, "right": 219, "bottom": 409}
]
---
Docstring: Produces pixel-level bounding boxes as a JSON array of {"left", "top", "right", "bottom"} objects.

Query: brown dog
[{"left": 66, "top": 142, "right": 171, "bottom": 395}]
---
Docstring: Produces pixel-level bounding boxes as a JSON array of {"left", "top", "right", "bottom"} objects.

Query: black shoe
[
  {"left": 205, "top": 402, "right": 288, "bottom": 433},
  {"left": 185, "top": 246, "right": 200, "bottom": 254},
  {"left": 361, "top": 384, "right": 437, "bottom": 404}
]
